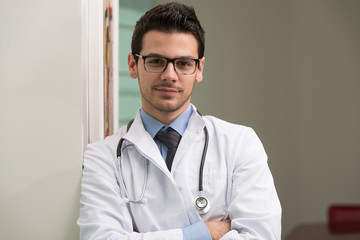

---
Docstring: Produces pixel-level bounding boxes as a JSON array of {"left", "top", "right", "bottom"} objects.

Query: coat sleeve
[
  {"left": 77, "top": 140, "right": 183, "bottom": 240},
  {"left": 222, "top": 128, "right": 282, "bottom": 240}
]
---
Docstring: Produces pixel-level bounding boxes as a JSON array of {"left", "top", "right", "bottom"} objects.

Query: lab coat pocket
[{"left": 202, "top": 171, "right": 229, "bottom": 221}]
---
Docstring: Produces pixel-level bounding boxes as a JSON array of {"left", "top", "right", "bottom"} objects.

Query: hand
[{"left": 205, "top": 219, "right": 231, "bottom": 240}]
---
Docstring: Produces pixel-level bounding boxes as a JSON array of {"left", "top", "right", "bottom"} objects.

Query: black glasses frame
[{"left": 134, "top": 53, "right": 200, "bottom": 75}]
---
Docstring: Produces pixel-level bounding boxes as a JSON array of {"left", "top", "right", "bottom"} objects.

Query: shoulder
[
  {"left": 202, "top": 116, "right": 268, "bottom": 170},
  {"left": 83, "top": 128, "right": 125, "bottom": 167},
  {"left": 86, "top": 129, "right": 123, "bottom": 152},
  {"left": 203, "top": 115, "right": 256, "bottom": 138},
  {"left": 203, "top": 115, "right": 265, "bottom": 156}
]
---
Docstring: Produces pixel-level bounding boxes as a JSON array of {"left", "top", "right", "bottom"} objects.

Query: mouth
[{"left": 154, "top": 85, "right": 181, "bottom": 97}]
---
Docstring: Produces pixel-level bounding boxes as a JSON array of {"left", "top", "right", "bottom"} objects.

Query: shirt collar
[{"left": 140, "top": 105, "right": 193, "bottom": 138}]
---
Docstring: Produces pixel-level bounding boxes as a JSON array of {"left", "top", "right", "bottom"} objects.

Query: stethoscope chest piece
[{"left": 195, "top": 195, "right": 210, "bottom": 215}]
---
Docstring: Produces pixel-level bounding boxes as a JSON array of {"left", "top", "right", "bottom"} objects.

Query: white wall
[
  {"left": 155, "top": 0, "right": 360, "bottom": 236},
  {"left": 0, "top": 0, "right": 81, "bottom": 239}
]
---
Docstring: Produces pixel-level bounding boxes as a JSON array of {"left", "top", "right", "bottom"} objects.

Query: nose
[{"left": 161, "top": 62, "right": 178, "bottom": 82}]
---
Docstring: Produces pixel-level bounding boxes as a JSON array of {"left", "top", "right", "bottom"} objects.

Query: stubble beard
[
  {"left": 141, "top": 87, "right": 191, "bottom": 113},
  {"left": 138, "top": 76, "right": 193, "bottom": 114},
  {"left": 149, "top": 93, "right": 191, "bottom": 113}
]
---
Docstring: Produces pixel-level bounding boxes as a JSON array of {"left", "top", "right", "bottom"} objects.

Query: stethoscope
[{"left": 116, "top": 118, "right": 211, "bottom": 215}]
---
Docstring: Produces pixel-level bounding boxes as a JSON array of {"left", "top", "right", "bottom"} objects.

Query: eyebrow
[{"left": 145, "top": 53, "right": 198, "bottom": 59}]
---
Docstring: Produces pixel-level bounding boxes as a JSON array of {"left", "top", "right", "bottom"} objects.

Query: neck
[
  {"left": 142, "top": 103, "right": 191, "bottom": 126},
  {"left": 145, "top": 110, "right": 182, "bottom": 126}
]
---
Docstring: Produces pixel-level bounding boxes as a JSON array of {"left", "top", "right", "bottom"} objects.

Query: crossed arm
[
  {"left": 133, "top": 220, "right": 231, "bottom": 240},
  {"left": 205, "top": 219, "right": 231, "bottom": 240},
  {"left": 79, "top": 128, "right": 281, "bottom": 240}
]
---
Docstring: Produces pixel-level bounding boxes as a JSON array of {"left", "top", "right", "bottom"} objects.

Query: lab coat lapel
[
  {"left": 171, "top": 110, "right": 206, "bottom": 173},
  {"left": 169, "top": 110, "right": 206, "bottom": 223},
  {"left": 123, "top": 111, "right": 169, "bottom": 174},
  {"left": 119, "top": 110, "right": 196, "bottom": 230}
]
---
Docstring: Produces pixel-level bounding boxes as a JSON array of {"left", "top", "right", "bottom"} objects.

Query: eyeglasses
[{"left": 134, "top": 54, "right": 200, "bottom": 75}]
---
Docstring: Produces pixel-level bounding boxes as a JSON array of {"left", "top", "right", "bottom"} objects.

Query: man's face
[{"left": 128, "top": 30, "right": 205, "bottom": 122}]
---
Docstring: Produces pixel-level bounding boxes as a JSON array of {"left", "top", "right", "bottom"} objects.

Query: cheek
[
  {"left": 138, "top": 73, "right": 155, "bottom": 90},
  {"left": 183, "top": 80, "right": 196, "bottom": 94}
]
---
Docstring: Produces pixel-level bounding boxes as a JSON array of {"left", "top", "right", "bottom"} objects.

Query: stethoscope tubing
[
  {"left": 198, "top": 126, "right": 208, "bottom": 192},
  {"left": 116, "top": 117, "right": 210, "bottom": 214},
  {"left": 117, "top": 148, "right": 149, "bottom": 204},
  {"left": 117, "top": 126, "right": 208, "bottom": 194}
]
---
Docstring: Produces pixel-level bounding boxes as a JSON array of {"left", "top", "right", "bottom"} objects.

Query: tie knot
[{"left": 155, "top": 129, "right": 182, "bottom": 149}]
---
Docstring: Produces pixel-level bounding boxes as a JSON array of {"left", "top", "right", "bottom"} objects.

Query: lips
[
  {"left": 155, "top": 87, "right": 178, "bottom": 96},
  {"left": 153, "top": 84, "right": 182, "bottom": 96},
  {"left": 156, "top": 87, "right": 177, "bottom": 92}
]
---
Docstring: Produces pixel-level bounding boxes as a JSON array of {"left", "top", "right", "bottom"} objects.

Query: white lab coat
[{"left": 78, "top": 107, "right": 282, "bottom": 240}]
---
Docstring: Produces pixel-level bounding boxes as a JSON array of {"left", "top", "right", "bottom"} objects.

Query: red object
[
  {"left": 285, "top": 223, "right": 360, "bottom": 240},
  {"left": 328, "top": 205, "right": 360, "bottom": 233}
]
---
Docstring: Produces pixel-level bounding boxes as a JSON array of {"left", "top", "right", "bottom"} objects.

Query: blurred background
[
  {"left": 119, "top": 0, "right": 360, "bottom": 236},
  {"left": 1, "top": 0, "right": 359, "bottom": 239}
]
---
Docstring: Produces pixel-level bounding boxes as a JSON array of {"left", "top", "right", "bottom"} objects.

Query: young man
[{"left": 78, "top": 3, "right": 281, "bottom": 240}]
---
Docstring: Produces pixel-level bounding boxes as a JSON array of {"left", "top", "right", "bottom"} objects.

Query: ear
[
  {"left": 195, "top": 57, "right": 205, "bottom": 83},
  {"left": 128, "top": 53, "right": 138, "bottom": 79}
]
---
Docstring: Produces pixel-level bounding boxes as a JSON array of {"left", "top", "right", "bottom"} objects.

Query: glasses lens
[
  {"left": 175, "top": 59, "right": 197, "bottom": 74},
  {"left": 144, "top": 57, "right": 167, "bottom": 73}
]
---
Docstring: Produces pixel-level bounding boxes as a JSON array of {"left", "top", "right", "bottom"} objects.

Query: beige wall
[
  {"left": 0, "top": 0, "right": 81, "bottom": 239},
  {"left": 155, "top": 0, "right": 360, "bottom": 236}
]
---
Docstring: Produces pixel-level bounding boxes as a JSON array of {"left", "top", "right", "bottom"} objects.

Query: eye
[
  {"left": 176, "top": 59, "right": 195, "bottom": 68},
  {"left": 146, "top": 57, "right": 166, "bottom": 65}
]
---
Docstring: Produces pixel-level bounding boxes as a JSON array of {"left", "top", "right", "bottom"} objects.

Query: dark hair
[{"left": 131, "top": 2, "right": 205, "bottom": 59}]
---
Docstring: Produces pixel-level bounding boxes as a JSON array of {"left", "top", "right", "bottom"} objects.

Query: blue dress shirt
[
  {"left": 140, "top": 105, "right": 192, "bottom": 160},
  {"left": 139, "top": 105, "right": 211, "bottom": 240}
]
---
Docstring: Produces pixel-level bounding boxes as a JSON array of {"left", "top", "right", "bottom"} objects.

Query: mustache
[{"left": 153, "top": 83, "right": 182, "bottom": 91}]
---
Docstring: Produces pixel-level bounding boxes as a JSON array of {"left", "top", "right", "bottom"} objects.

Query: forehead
[{"left": 141, "top": 30, "right": 198, "bottom": 58}]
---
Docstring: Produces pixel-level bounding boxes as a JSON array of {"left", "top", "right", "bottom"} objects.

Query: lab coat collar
[
  {"left": 186, "top": 104, "right": 206, "bottom": 135},
  {"left": 123, "top": 111, "right": 170, "bottom": 174},
  {"left": 140, "top": 105, "right": 193, "bottom": 138},
  {"left": 122, "top": 104, "right": 206, "bottom": 175},
  {"left": 170, "top": 106, "right": 206, "bottom": 172},
  {"left": 125, "top": 104, "right": 204, "bottom": 139}
]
